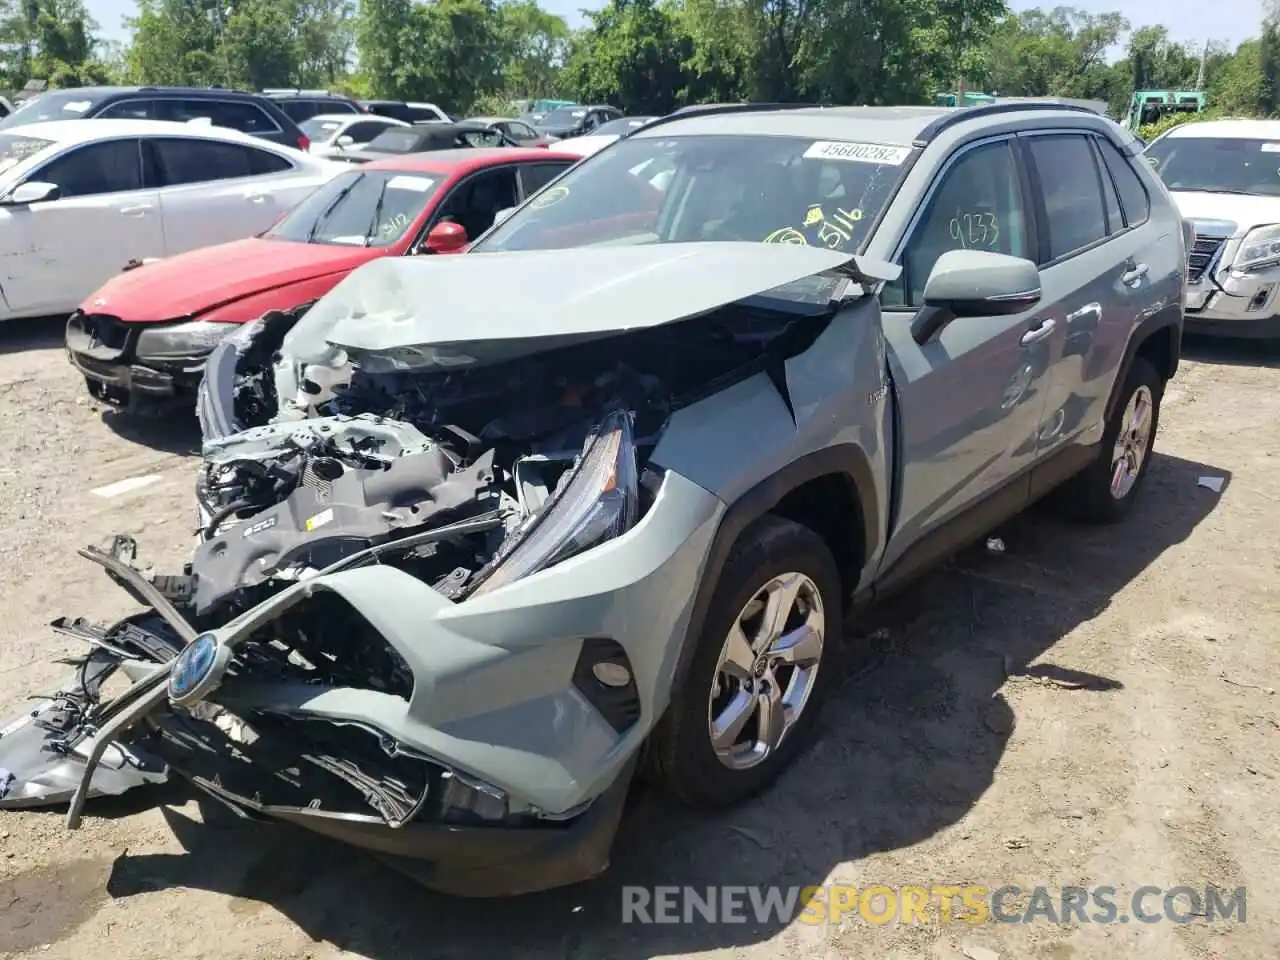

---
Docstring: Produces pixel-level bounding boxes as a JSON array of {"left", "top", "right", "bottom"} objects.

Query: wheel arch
[
  {"left": 1105, "top": 305, "right": 1181, "bottom": 424},
  {"left": 667, "top": 444, "right": 879, "bottom": 696}
]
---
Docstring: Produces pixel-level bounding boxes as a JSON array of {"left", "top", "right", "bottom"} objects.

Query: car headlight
[
  {"left": 135, "top": 320, "right": 238, "bottom": 360},
  {"left": 470, "top": 408, "right": 639, "bottom": 596},
  {"left": 1234, "top": 224, "right": 1280, "bottom": 272}
]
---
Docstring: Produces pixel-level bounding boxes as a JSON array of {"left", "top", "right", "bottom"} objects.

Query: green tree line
[{"left": 1, "top": 0, "right": 1277, "bottom": 121}]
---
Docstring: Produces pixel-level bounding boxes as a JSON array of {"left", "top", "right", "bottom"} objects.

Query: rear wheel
[
  {"left": 1053, "top": 357, "right": 1163, "bottom": 523},
  {"left": 650, "top": 515, "right": 843, "bottom": 808}
]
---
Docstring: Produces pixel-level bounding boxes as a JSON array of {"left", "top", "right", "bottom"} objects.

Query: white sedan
[
  {"left": 0, "top": 118, "right": 347, "bottom": 320},
  {"left": 300, "top": 113, "right": 411, "bottom": 159}
]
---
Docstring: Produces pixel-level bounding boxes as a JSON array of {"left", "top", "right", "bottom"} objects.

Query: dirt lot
[{"left": 0, "top": 319, "right": 1276, "bottom": 960}]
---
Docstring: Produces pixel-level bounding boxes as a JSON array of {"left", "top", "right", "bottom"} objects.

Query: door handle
[
  {"left": 1020, "top": 317, "right": 1057, "bottom": 346},
  {"left": 244, "top": 193, "right": 267, "bottom": 203},
  {"left": 1066, "top": 301, "right": 1102, "bottom": 323},
  {"left": 118, "top": 204, "right": 152, "bottom": 215},
  {"left": 1121, "top": 262, "right": 1149, "bottom": 286}
]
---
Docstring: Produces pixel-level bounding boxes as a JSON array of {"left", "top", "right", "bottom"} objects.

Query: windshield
[
  {"left": 472, "top": 134, "right": 912, "bottom": 254},
  {"left": 0, "top": 91, "right": 102, "bottom": 129},
  {"left": 265, "top": 169, "right": 440, "bottom": 247},
  {"left": 595, "top": 117, "right": 653, "bottom": 137},
  {"left": 540, "top": 109, "right": 587, "bottom": 128},
  {"left": 1145, "top": 136, "right": 1280, "bottom": 196},
  {"left": 300, "top": 117, "right": 345, "bottom": 143},
  {"left": 0, "top": 133, "right": 53, "bottom": 175}
]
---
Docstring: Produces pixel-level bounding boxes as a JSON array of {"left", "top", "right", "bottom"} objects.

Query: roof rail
[
  {"left": 643, "top": 101, "right": 822, "bottom": 133},
  {"left": 915, "top": 100, "right": 1102, "bottom": 144}
]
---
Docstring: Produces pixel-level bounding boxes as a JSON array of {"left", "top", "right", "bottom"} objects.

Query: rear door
[
  {"left": 3, "top": 137, "right": 162, "bottom": 315},
  {"left": 1017, "top": 131, "right": 1136, "bottom": 455},
  {"left": 147, "top": 136, "right": 299, "bottom": 253},
  {"left": 877, "top": 136, "right": 1052, "bottom": 571}
]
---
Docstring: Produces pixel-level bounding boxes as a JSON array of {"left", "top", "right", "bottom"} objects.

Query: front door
[
  {"left": 877, "top": 136, "right": 1054, "bottom": 572},
  {"left": 3, "top": 138, "right": 162, "bottom": 316}
]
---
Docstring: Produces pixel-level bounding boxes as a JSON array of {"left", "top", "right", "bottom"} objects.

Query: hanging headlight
[{"left": 470, "top": 409, "right": 638, "bottom": 596}]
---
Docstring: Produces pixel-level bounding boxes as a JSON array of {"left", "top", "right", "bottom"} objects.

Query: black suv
[
  {"left": 0, "top": 86, "right": 311, "bottom": 151},
  {"left": 260, "top": 90, "right": 366, "bottom": 123}
]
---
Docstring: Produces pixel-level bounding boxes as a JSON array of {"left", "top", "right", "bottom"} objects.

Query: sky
[{"left": 84, "top": 0, "right": 1267, "bottom": 56}]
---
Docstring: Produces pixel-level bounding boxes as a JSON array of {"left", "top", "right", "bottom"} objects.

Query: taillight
[{"left": 297, "top": 134, "right": 311, "bottom": 152}]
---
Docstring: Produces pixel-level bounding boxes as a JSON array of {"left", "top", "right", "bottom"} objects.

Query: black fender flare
[
  {"left": 1104, "top": 304, "right": 1182, "bottom": 424},
  {"left": 667, "top": 443, "right": 879, "bottom": 696}
]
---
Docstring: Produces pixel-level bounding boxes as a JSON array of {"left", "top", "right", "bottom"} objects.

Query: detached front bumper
[
  {"left": 39, "top": 467, "right": 723, "bottom": 894},
  {"left": 65, "top": 312, "right": 231, "bottom": 408},
  {"left": 1184, "top": 261, "right": 1280, "bottom": 341}
]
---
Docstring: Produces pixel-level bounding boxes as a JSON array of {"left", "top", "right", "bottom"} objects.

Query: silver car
[{"left": 1, "top": 102, "right": 1185, "bottom": 898}]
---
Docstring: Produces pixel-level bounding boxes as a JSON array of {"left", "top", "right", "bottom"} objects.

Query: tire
[
  {"left": 650, "top": 514, "right": 843, "bottom": 809},
  {"left": 1053, "top": 356, "right": 1163, "bottom": 523}
]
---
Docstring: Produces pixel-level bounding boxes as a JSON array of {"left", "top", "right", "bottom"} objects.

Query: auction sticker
[
  {"left": 1262, "top": 143, "right": 1280, "bottom": 153},
  {"left": 531, "top": 185, "right": 569, "bottom": 208},
  {"left": 803, "top": 141, "right": 911, "bottom": 165}
]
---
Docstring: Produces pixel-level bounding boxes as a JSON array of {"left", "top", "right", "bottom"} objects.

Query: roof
[
  {"left": 360, "top": 147, "right": 579, "bottom": 174},
  {"left": 1164, "top": 119, "right": 1280, "bottom": 139},
  {"left": 6, "top": 117, "right": 277, "bottom": 146},
  {"left": 635, "top": 103, "right": 1112, "bottom": 147},
  {"left": 27, "top": 85, "right": 268, "bottom": 100}
]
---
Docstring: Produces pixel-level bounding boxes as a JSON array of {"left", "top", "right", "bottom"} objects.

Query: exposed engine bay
[{"left": 0, "top": 244, "right": 884, "bottom": 894}]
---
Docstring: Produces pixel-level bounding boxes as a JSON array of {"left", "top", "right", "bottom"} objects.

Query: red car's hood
[{"left": 81, "top": 238, "right": 389, "bottom": 323}]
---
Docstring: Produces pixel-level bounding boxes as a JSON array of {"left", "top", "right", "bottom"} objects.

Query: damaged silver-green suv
[{"left": 1, "top": 102, "right": 1185, "bottom": 897}]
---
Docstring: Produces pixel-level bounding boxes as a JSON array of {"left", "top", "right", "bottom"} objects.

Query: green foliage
[
  {"left": 1138, "top": 111, "right": 1214, "bottom": 143},
  {"left": 2, "top": 0, "right": 1276, "bottom": 125}
]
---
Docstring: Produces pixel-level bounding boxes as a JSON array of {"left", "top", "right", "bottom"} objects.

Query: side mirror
[
  {"left": 423, "top": 220, "right": 468, "bottom": 253},
  {"left": 336, "top": 135, "right": 354, "bottom": 147},
  {"left": 4, "top": 180, "right": 59, "bottom": 205},
  {"left": 492, "top": 206, "right": 516, "bottom": 227},
  {"left": 911, "top": 249, "right": 1041, "bottom": 345}
]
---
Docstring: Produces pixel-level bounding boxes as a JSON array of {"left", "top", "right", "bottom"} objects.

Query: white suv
[{"left": 1146, "top": 118, "right": 1280, "bottom": 340}]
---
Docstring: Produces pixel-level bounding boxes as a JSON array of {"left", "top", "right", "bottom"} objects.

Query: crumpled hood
[
  {"left": 279, "top": 242, "right": 900, "bottom": 373},
  {"left": 82, "top": 237, "right": 386, "bottom": 324},
  {"left": 1169, "top": 190, "right": 1280, "bottom": 237}
]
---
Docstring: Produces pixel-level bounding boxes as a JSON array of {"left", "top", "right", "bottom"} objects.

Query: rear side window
[
  {"left": 1095, "top": 137, "right": 1151, "bottom": 228},
  {"left": 248, "top": 148, "right": 293, "bottom": 175},
  {"left": 36, "top": 139, "right": 144, "bottom": 197},
  {"left": 156, "top": 99, "right": 280, "bottom": 135},
  {"left": 1025, "top": 134, "right": 1108, "bottom": 262},
  {"left": 99, "top": 100, "right": 154, "bottom": 120},
  {"left": 1092, "top": 139, "right": 1123, "bottom": 234},
  {"left": 150, "top": 138, "right": 267, "bottom": 185}
]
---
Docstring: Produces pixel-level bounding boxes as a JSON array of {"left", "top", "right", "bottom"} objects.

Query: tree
[
  {"left": 564, "top": 0, "right": 691, "bottom": 114},
  {"left": 497, "top": 0, "right": 569, "bottom": 98},
  {"left": 984, "top": 7, "right": 1128, "bottom": 99}
]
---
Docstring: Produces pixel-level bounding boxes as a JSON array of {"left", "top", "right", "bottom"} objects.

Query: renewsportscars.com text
[{"left": 621, "top": 884, "right": 1247, "bottom": 925}]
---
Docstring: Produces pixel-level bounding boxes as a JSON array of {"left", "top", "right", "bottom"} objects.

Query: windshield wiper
[
  {"left": 363, "top": 178, "right": 390, "bottom": 247},
  {"left": 307, "top": 174, "right": 364, "bottom": 243},
  {"left": 1183, "top": 187, "right": 1254, "bottom": 195}
]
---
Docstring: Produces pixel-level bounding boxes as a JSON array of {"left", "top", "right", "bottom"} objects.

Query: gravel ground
[{"left": 0, "top": 318, "right": 1277, "bottom": 960}]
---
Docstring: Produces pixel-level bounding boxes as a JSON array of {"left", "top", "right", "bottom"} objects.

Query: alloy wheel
[
  {"left": 1110, "top": 384, "right": 1154, "bottom": 500},
  {"left": 707, "top": 572, "right": 825, "bottom": 770}
]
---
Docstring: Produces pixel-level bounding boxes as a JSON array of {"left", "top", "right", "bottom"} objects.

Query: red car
[{"left": 66, "top": 147, "right": 579, "bottom": 409}]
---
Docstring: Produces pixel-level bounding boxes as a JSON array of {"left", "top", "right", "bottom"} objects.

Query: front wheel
[
  {"left": 1053, "top": 357, "right": 1163, "bottom": 523},
  {"left": 650, "top": 515, "right": 843, "bottom": 809}
]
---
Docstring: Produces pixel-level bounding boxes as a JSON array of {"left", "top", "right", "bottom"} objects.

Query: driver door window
[
  {"left": 35, "top": 139, "right": 145, "bottom": 197},
  {"left": 882, "top": 139, "right": 1029, "bottom": 307},
  {"left": 433, "top": 168, "right": 519, "bottom": 241}
]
